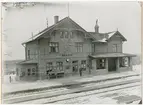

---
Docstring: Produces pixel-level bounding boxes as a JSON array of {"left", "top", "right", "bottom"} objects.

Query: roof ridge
[
  {"left": 106, "top": 31, "right": 116, "bottom": 34},
  {"left": 29, "top": 17, "right": 69, "bottom": 39}
]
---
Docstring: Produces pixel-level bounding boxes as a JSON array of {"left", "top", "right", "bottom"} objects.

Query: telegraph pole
[{"left": 68, "top": 2, "right": 69, "bottom": 17}]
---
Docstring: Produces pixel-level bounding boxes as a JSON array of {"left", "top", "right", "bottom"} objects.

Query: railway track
[
  {"left": 16, "top": 82, "right": 140, "bottom": 104},
  {"left": 45, "top": 83, "right": 141, "bottom": 104},
  {"left": 2, "top": 75, "right": 141, "bottom": 104}
]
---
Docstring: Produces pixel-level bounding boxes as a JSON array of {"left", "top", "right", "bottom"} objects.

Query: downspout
[
  {"left": 22, "top": 43, "right": 26, "bottom": 60},
  {"left": 37, "top": 39, "right": 41, "bottom": 80}
]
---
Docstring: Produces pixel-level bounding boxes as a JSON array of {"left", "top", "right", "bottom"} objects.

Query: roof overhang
[
  {"left": 17, "top": 60, "right": 38, "bottom": 65},
  {"left": 89, "top": 53, "right": 136, "bottom": 58}
]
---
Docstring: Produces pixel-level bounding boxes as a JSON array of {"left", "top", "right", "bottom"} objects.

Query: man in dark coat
[{"left": 79, "top": 67, "right": 82, "bottom": 76}]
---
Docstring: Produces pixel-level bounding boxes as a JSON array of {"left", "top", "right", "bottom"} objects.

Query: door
[
  {"left": 72, "top": 60, "right": 78, "bottom": 74},
  {"left": 108, "top": 58, "right": 116, "bottom": 72}
]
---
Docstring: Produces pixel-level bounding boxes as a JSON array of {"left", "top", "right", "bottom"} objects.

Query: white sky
[{"left": 2, "top": 1, "right": 141, "bottom": 60}]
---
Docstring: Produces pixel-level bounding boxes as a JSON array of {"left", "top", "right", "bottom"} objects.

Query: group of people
[
  {"left": 9, "top": 75, "right": 16, "bottom": 83},
  {"left": 73, "top": 65, "right": 86, "bottom": 77}
]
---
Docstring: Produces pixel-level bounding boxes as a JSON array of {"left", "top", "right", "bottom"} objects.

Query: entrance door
[
  {"left": 72, "top": 60, "right": 78, "bottom": 74},
  {"left": 108, "top": 58, "right": 117, "bottom": 72}
]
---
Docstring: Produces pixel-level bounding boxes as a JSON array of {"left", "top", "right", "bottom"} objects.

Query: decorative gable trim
[
  {"left": 22, "top": 17, "right": 96, "bottom": 45},
  {"left": 107, "top": 31, "right": 127, "bottom": 41}
]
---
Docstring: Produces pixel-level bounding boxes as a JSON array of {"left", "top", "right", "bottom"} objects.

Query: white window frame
[
  {"left": 76, "top": 42, "right": 83, "bottom": 52},
  {"left": 113, "top": 44, "right": 118, "bottom": 52},
  {"left": 49, "top": 42, "right": 59, "bottom": 53}
]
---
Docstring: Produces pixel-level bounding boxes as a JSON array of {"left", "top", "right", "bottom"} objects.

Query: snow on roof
[
  {"left": 89, "top": 53, "right": 136, "bottom": 58},
  {"left": 98, "top": 38, "right": 107, "bottom": 42},
  {"left": 107, "top": 31, "right": 116, "bottom": 39},
  {"left": 18, "top": 60, "right": 38, "bottom": 64},
  {"left": 107, "top": 31, "right": 127, "bottom": 41}
]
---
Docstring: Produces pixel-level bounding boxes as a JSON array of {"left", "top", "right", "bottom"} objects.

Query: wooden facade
[{"left": 16, "top": 16, "right": 135, "bottom": 81}]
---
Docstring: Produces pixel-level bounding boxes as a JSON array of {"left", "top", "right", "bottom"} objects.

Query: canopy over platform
[{"left": 89, "top": 53, "right": 136, "bottom": 58}]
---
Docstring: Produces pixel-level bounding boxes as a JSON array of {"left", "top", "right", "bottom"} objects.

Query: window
[
  {"left": 32, "top": 68, "right": 36, "bottom": 75},
  {"left": 27, "top": 50, "right": 30, "bottom": 59},
  {"left": 72, "top": 60, "right": 78, "bottom": 72},
  {"left": 46, "top": 71, "right": 49, "bottom": 74},
  {"left": 46, "top": 62, "right": 53, "bottom": 73},
  {"left": 27, "top": 69, "right": 31, "bottom": 76},
  {"left": 96, "top": 59, "right": 105, "bottom": 69},
  {"left": 56, "top": 62, "right": 63, "bottom": 71},
  {"left": 35, "top": 49, "right": 38, "bottom": 59},
  {"left": 65, "top": 32, "right": 68, "bottom": 38},
  {"left": 119, "top": 57, "right": 129, "bottom": 67},
  {"left": 21, "top": 68, "right": 25, "bottom": 77},
  {"left": 81, "top": 60, "right": 86, "bottom": 68},
  {"left": 16, "top": 68, "right": 19, "bottom": 76},
  {"left": 60, "top": 32, "right": 64, "bottom": 38},
  {"left": 81, "top": 60, "right": 86, "bottom": 65},
  {"left": 76, "top": 43, "right": 83, "bottom": 52},
  {"left": 113, "top": 44, "right": 117, "bottom": 52},
  {"left": 70, "top": 32, "right": 74, "bottom": 38},
  {"left": 92, "top": 43, "right": 95, "bottom": 53},
  {"left": 44, "top": 48, "right": 46, "bottom": 55},
  {"left": 49, "top": 42, "right": 59, "bottom": 53}
]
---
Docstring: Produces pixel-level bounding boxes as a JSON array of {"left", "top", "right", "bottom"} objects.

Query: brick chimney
[{"left": 54, "top": 16, "right": 59, "bottom": 24}]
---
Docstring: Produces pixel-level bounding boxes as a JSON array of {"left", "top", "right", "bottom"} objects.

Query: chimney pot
[{"left": 54, "top": 16, "right": 59, "bottom": 24}]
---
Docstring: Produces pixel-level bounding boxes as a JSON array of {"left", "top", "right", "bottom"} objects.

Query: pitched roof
[
  {"left": 88, "top": 30, "right": 127, "bottom": 43},
  {"left": 22, "top": 17, "right": 96, "bottom": 44},
  {"left": 107, "top": 31, "right": 127, "bottom": 41},
  {"left": 88, "top": 32, "right": 108, "bottom": 42}
]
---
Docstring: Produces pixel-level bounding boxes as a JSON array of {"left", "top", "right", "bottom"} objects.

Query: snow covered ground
[
  {"left": 3, "top": 74, "right": 16, "bottom": 84},
  {"left": 133, "top": 64, "right": 141, "bottom": 74},
  {"left": 17, "top": 82, "right": 141, "bottom": 104},
  {"left": 2, "top": 64, "right": 141, "bottom": 93},
  {"left": 53, "top": 86, "right": 141, "bottom": 104}
]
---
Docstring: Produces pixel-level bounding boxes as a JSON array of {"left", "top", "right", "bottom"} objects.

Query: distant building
[
  {"left": 16, "top": 16, "right": 136, "bottom": 81},
  {"left": 3, "top": 60, "right": 23, "bottom": 75}
]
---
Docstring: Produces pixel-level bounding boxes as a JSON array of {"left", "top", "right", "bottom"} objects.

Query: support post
[
  {"left": 92, "top": 59, "right": 96, "bottom": 70},
  {"left": 105, "top": 58, "right": 108, "bottom": 71},
  {"left": 129, "top": 57, "right": 133, "bottom": 70},
  {"left": 116, "top": 57, "right": 120, "bottom": 71},
  {"left": 88, "top": 58, "right": 92, "bottom": 74}
]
